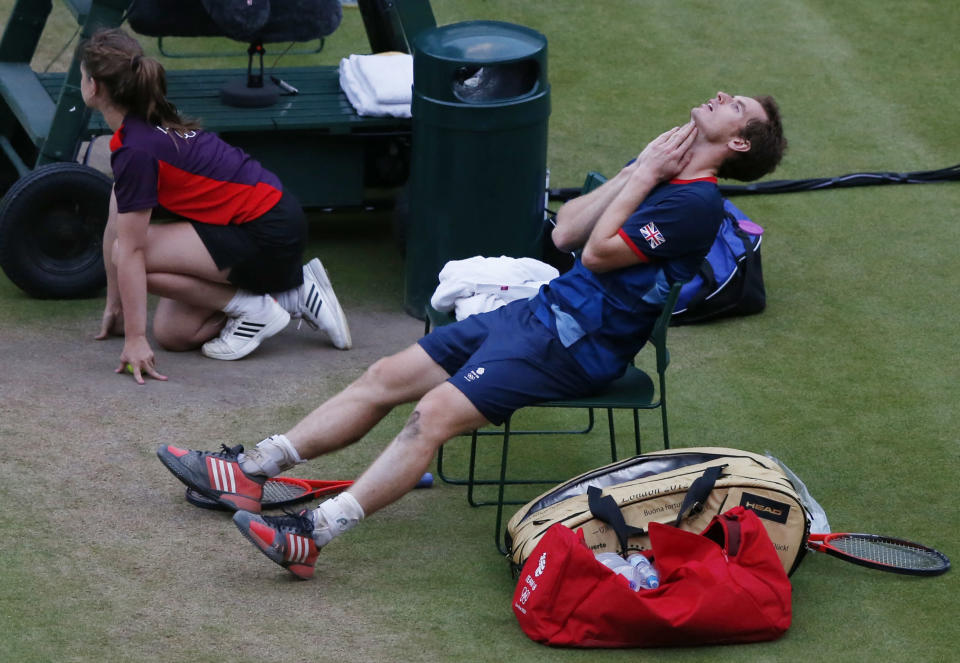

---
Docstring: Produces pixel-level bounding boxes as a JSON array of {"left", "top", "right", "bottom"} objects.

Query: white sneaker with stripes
[
  {"left": 296, "top": 258, "right": 352, "bottom": 350},
  {"left": 202, "top": 296, "right": 290, "bottom": 361}
]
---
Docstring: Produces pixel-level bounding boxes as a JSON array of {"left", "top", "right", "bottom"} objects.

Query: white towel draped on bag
[{"left": 430, "top": 256, "right": 559, "bottom": 321}]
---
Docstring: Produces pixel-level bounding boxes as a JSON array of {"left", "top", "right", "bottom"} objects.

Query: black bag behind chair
[
  {"left": 545, "top": 174, "right": 767, "bottom": 324},
  {"left": 670, "top": 199, "right": 766, "bottom": 325}
]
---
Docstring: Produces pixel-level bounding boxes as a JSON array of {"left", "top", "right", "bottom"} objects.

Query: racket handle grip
[{"left": 415, "top": 472, "right": 433, "bottom": 489}]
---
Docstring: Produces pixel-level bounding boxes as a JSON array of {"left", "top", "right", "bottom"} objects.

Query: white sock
[
  {"left": 273, "top": 286, "right": 301, "bottom": 316},
  {"left": 310, "top": 492, "right": 365, "bottom": 547},
  {"left": 223, "top": 290, "right": 272, "bottom": 318},
  {"left": 238, "top": 434, "right": 303, "bottom": 477}
]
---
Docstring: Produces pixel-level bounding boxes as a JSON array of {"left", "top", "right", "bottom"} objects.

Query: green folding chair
[{"left": 426, "top": 280, "right": 683, "bottom": 554}]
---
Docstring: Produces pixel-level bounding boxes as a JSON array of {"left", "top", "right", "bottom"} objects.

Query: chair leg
[
  {"left": 659, "top": 370, "right": 670, "bottom": 450},
  {"left": 494, "top": 418, "right": 512, "bottom": 555},
  {"left": 436, "top": 409, "right": 599, "bottom": 486},
  {"left": 633, "top": 408, "right": 641, "bottom": 456},
  {"left": 606, "top": 408, "right": 617, "bottom": 462},
  {"left": 437, "top": 431, "right": 484, "bottom": 488},
  {"left": 466, "top": 430, "right": 481, "bottom": 506},
  {"left": 660, "top": 396, "right": 669, "bottom": 449},
  {"left": 436, "top": 443, "right": 450, "bottom": 483}
]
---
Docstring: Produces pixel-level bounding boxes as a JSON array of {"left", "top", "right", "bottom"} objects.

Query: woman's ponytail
[{"left": 79, "top": 28, "right": 199, "bottom": 135}]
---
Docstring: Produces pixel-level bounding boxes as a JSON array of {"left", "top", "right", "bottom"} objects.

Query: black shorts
[{"left": 191, "top": 191, "right": 307, "bottom": 293}]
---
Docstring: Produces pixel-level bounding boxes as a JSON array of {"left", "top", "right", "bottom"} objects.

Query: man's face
[{"left": 691, "top": 91, "right": 767, "bottom": 144}]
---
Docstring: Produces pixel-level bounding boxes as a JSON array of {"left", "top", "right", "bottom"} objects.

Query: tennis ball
[
  {"left": 125, "top": 363, "right": 135, "bottom": 374},
  {"left": 416, "top": 472, "right": 434, "bottom": 489}
]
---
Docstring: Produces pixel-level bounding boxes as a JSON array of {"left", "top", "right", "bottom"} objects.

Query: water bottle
[
  {"left": 595, "top": 552, "right": 629, "bottom": 572},
  {"left": 595, "top": 552, "right": 659, "bottom": 591},
  {"left": 594, "top": 552, "right": 636, "bottom": 589},
  {"left": 626, "top": 553, "right": 660, "bottom": 589}
]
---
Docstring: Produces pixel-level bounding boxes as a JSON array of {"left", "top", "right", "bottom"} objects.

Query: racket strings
[
  {"left": 830, "top": 536, "right": 945, "bottom": 570},
  {"left": 262, "top": 481, "right": 309, "bottom": 505}
]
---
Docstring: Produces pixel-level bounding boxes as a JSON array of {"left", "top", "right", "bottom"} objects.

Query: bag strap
[
  {"left": 587, "top": 486, "right": 646, "bottom": 554},
  {"left": 586, "top": 464, "right": 727, "bottom": 552},
  {"left": 703, "top": 508, "right": 744, "bottom": 556},
  {"left": 681, "top": 260, "right": 717, "bottom": 313},
  {"left": 674, "top": 464, "right": 724, "bottom": 526}
]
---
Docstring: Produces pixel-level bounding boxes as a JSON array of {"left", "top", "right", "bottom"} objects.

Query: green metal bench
[{"left": 35, "top": 65, "right": 412, "bottom": 208}]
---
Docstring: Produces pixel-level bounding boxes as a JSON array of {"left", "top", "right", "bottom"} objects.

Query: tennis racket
[
  {"left": 185, "top": 477, "right": 354, "bottom": 511},
  {"left": 806, "top": 532, "right": 950, "bottom": 576}
]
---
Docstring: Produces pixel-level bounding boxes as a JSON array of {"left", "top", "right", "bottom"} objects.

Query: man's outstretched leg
[
  {"left": 232, "top": 381, "right": 489, "bottom": 579},
  {"left": 156, "top": 344, "right": 451, "bottom": 512}
]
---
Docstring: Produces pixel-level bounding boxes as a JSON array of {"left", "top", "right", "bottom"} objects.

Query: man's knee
[
  {"left": 356, "top": 356, "right": 407, "bottom": 404},
  {"left": 357, "top": 348, "right": 444, "bottom": 407},
  {"left": 404, "top": 385, "right": 486, "bottom": 446}
]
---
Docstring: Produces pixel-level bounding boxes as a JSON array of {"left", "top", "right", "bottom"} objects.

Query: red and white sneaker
[
  {"left": 157, "top": 444, "right": 265, "bottom": 512},
  {"left": 233, "top": 509, "right": 320, "bottom": 579}
]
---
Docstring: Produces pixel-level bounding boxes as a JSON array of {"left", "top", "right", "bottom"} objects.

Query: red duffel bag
[{"left": 512, "top": 506, "right": 792, "bottom": 648}]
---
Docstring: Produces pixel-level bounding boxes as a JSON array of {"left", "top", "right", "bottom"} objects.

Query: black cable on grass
[
  {"left": 717, "top": 162, "right": 960, "bottom": 196},
  {"left": 546, "top": 163, "right": 960, "bottom": 201}
]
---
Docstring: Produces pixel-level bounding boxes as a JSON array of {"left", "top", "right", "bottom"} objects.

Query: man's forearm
[
  {"left": 552, "top": 166, "right": 634, "bottom": 252},
  {"left": 581, "top": 168, "right": 658, "bottom": 272}
]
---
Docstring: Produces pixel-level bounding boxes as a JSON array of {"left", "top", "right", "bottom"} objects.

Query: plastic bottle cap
[{"left": 738, "top": 219, "right": 764, "bottom": 235}]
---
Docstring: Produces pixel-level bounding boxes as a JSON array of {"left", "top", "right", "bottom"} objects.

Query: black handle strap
[
  {"left": 586, "top": 464, "right": 727, "bottom": 552},
  {"left": 587, "top": 486, "right": 646, "bottom": 554},
  {"left": 673, "top": 465, "right": 724, "bottom": 526}
]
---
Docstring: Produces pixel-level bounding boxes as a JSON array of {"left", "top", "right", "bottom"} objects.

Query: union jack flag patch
[{"left": 640, "top": 222, "right": 666, "bottom": 249}]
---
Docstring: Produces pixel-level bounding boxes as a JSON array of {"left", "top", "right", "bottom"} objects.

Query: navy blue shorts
[{"left": 417, "top": 301, "right": 605, "bottom": 425}]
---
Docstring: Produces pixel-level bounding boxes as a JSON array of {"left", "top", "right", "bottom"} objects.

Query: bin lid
[
  {"left": 414, "top": 20, "right": 547, "bottom": 65},
  {"left": 414, "top": 20, "right": 548, "bottom": 104}
]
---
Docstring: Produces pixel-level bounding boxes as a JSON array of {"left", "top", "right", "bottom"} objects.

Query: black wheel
[
  {"left": 0, "top": 163, "right": 112, "bottom": 298},
  {"left": 0, "top": 159, "right": 17, "bottom": 197}
]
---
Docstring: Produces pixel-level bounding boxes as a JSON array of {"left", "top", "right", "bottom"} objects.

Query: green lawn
[{"left": 1, "top": 1, "right": 958, "bottom": 662}]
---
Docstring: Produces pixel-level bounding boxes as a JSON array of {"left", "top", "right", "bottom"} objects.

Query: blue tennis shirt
[{"left": 531, "top": 178, "right": 724, "bottom": 381}]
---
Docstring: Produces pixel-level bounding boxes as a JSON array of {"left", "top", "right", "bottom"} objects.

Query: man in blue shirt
[{"left": 158, "top": 91, "right": 787, "bottom": 579}]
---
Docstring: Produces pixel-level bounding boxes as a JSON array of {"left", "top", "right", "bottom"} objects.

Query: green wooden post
[
  {"left": 38, "top": 0, "right": 128, "bottom": 165},
  {"left": 0, "top": 0, "right": 54, "bottom": 63}
]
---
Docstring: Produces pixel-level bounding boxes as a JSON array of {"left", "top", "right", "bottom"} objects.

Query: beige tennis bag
[{"left": 505, "top": 447, "right": 810, "bottom": 575}]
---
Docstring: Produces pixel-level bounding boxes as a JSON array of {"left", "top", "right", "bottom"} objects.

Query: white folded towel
[
  {"left": 352, "top": 53, "right": 413, "bottom": 103},
  {"left": 339, "top": 53, "right": 413, "bottom": 118}
]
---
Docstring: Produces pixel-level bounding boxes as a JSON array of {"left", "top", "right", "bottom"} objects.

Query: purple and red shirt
[{"left": 109, "top": 114, "right": 282, "bottom": 225}]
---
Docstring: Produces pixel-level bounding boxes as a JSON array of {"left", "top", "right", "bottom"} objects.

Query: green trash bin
[{"left": 404, "top": 20, "right": 550, "bottom": 318}]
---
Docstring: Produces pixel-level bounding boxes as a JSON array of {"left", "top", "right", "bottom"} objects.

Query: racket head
[
  {"left": 184, "top": 477, "right": 346, "bottom": 511},
  {"left": 184, "top": 487, "right": 226, "bottom": 510},
  {"left": 807, "top": 532, "right": 951, "bottom": 576}
]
